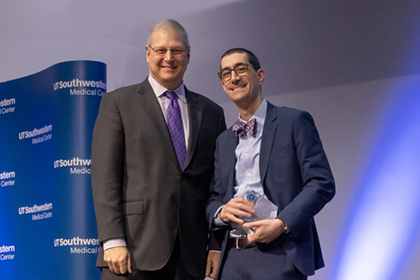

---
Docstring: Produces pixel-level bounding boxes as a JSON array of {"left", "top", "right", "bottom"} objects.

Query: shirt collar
[
  {"left": 148, "top": 74, "right": 187, "bottom": 104},
  {"left": 237, "top": 99, "right": 267, "bottom": 134}
]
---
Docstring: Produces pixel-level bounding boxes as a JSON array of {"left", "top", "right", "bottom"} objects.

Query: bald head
[{"left": 147, "top": 19, "right": 189, "bottom": 48}]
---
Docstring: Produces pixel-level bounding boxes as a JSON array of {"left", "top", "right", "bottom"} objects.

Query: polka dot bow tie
[{"left": 232, "top": 118, "right": 257, "bottom": 137}]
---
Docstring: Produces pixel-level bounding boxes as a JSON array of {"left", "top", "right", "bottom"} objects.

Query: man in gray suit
[{"left": 92, "top": 19, "right": 226, "bottom": 280}]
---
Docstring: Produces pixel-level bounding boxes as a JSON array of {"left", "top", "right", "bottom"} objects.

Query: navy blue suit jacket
[{"left": 206, "top": 102, "right": 335, "bottom": 276}]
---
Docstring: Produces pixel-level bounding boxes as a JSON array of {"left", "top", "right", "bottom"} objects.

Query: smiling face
[
  {"left": 146, "top": 29, "right": 190, "bottom": 90},
  {"left": 220, "top": 52, "right": 265, "bottom": 109}
]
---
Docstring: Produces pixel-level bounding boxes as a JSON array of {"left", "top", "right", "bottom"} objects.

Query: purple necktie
[
  {"left": 165, "top": 91, "right": 187, "bottom": 169},
  {"left": 232, "top": 118, "right": 257, "bottom": 137}
]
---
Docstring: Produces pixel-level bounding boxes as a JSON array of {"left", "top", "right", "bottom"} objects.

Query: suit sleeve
[
  {"left": 91, "top": 93, "right": 126, "bottom": 244},
  {"left": 277, "top": 111, "right": 335, "bottom": 237},
  {"left": 206, "top": 135, "right": 228, "bottom": 228},
  {"left": 207, "top": 106, "right": 226, "bottom": 250}
]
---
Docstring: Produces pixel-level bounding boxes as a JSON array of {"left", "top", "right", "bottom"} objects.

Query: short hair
[
  {"left": 147, "top": 19, "right": 190, "bottom": 48},
  {"left": 220, "top": 48, "right": 261, "bottom": 70}
]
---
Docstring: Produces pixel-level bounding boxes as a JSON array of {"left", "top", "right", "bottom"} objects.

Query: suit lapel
[
  {"left": 260, "top": 102, "right": 277, "bottom": 183},
  {"left": 184, "top": 88, "right": 203, "bottom": 170},
  {"left": 134, "top": 79, "right": 180, "bottom": 171}
]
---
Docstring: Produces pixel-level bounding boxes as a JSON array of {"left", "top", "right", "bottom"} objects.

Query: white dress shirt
[{"left": 148, "top": 74, "right": 190, "bottom": 148}]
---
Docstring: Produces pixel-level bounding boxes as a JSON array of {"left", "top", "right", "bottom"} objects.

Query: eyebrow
[{"left": 220, "top": 62, "right": 247, "bottom": 72}]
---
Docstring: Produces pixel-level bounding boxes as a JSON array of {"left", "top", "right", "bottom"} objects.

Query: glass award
[{"left": 231, "top": 186, "right": 278, "bottom": 236}]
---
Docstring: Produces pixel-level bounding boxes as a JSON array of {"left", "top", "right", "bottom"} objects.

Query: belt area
[{"left": 228, "top": 237, "right": 256, "bottom": 249}]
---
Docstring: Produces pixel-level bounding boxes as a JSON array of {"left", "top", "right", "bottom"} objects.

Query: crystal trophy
[{"left": 232, "top": 186, "right": 278, "bottom": 236}]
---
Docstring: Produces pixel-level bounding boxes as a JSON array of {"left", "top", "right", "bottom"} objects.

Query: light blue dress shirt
[
  {"left": 233, "top": 99, "right": 267, "bottom": 197},
  {"left": 214, "top": 99, "right": 268, "bottom": 227}
]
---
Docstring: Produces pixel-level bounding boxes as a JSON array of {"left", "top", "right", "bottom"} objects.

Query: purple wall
[{"left": 1, "top": 1, "right": 420, "bottom": 279}]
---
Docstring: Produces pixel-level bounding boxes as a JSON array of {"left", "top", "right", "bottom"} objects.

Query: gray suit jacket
[{"left": 92, "top": 78, "right": 226, "bottom": 277}]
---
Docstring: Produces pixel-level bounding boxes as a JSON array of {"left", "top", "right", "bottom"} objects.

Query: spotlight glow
[{"left": 333, "top": 79, "right": 420, "bottom": 280}]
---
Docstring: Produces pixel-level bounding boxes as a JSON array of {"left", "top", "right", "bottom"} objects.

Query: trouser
[
  {"left": 219, "top": 239, "right": 307, "bottom": 280},
  {"left": 101, "top": 238, "right": 201, "bottom": 280}
]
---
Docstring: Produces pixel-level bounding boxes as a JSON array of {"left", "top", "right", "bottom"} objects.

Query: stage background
[
  {"left": 0, "top": 61, "right": 105, "bottom": 279},
  {"left": 1, "top": 1, "right": 420, "bottom": 279}
]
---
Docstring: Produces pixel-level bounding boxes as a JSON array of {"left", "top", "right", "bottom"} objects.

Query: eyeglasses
[
  {"left": 218, "top": 63, "right": 254, "bottom": 82},
  {"left": 148, "top": 45, "right": 187, "bottom": 56}
]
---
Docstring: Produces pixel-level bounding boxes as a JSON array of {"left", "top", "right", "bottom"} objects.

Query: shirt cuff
[
  {"left": 213, "top": 205, "right": 230, "bottom": 227},
  {"left": 103, "top": 239, "right": 127, "bottom": 251}
]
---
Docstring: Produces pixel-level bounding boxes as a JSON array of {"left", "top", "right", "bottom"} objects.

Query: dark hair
[{"left": 220, "top": 48, "right": 261, "bottom": 70}]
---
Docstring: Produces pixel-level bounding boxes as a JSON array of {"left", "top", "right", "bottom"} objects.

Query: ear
[
  {"left": 257, "top": 68, "right": 265, "bottom": 85},
  {"left": 145, "top": 45, "right": 151, "bottom": 63}
]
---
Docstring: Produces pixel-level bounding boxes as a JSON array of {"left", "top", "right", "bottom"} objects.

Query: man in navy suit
[{"left": 206, "top": 48, "right": 335, "bottom": 279}]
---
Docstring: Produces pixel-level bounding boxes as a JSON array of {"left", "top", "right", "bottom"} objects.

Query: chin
[
  {"left": 160, "top": 69, "right": 177, "bottom": 75},
  {"left": 160, "top": 73, "right": 179, "bottom": 81},
  {"left": 230, "top": 90, "right": 248, "bottom": 98}
]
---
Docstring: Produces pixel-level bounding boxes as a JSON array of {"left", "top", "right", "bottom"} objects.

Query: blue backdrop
[{"left": 0, "top": 61, "right": 105, "bottom": 279}]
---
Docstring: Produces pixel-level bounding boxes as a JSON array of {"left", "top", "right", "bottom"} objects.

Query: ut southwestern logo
[
  {"left": 54, "top": 237, "right": 98, "bottom": 254},
  {"left": 18, "top": 124, "right": 53, "bottom": 145},
  {"left": 0, "top": 98, "right": 16, "bottom": 116},
  {"left": 1, "top": 171, "right": 15, "bottom": 188},
  {"left": 54, "top": 157, "right": 91, "bottom": 175},
  {"left": 0, "top": 245, "right": 15, "bottom": 261},
  {"left": 53, "top": 78, "right": 106, "bottom": 96},
  {"left": 18, "top": 202, "right": 53, "bottom": 221}
]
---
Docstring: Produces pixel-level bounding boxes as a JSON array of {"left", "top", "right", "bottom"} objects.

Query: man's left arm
[
  {"left": 245, "top": 111, "right": 335, "bottom": 241},
  {"left": 276, "top": 111, "right": 335, "bottom": 236}
]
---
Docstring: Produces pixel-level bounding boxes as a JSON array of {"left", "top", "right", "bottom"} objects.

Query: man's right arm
[
  {"left": 219, "top": 198, "right": 254, "bottom": 224},
  {"left": 206, "top": 135, "right": 254, "bottom": 228},
  {"left": 92, "top": 93, "right": 129, "bottom": 272},
  {"left": 103, "top": 247, "right": 132, "bottom": 275},
  {"left": 206, "top": 136, "right": 227, "bottom": 225}
]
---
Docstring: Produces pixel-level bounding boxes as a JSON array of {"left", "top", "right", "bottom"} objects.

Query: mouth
[
  {"left": 161, "top": 65, "right": 177, "bottom": 70},
  {"left": 229, "top": 85, "right": 246, "bottom": 91},
  {"left": 227, "top": 79, "right": 247, "bottom": 90}
]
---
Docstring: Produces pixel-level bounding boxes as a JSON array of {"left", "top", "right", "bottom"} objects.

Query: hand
[
  {"left": 205, "top": 251, "right": 221, "bottom": 279},
  {"left": 220, "top": 198, "right": 255, "bottom": 224},
  {"left": 103, "top": 246, "right": 132, "bottom": 275},
  {"left": 243, "top": 219, "right": 286, "bottom": 243}
]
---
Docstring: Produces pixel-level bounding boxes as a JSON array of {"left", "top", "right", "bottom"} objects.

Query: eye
[
  {"left": 155, "top": 48, "right": 167, "bottom": 55},
  {"left": 221, "top": 70, "right": 231, "bottom": 79},
  {"left": 235, "top": 65, "right": 248, "bottom": 75},
  {"left": 171, "top": 49, "right": 184, "bottom": 54}
]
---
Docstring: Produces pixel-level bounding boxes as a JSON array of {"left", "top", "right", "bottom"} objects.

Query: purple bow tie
[{"left": 232, "top": 118, "right": 257, "bottom": 137}]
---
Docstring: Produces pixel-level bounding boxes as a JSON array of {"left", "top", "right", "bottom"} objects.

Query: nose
[
  {"left": 164, "top": 49, "right": 174, "bottom": 61},
  {"left": 230, "top": 69, "right": 240, "bottom": 82}
]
